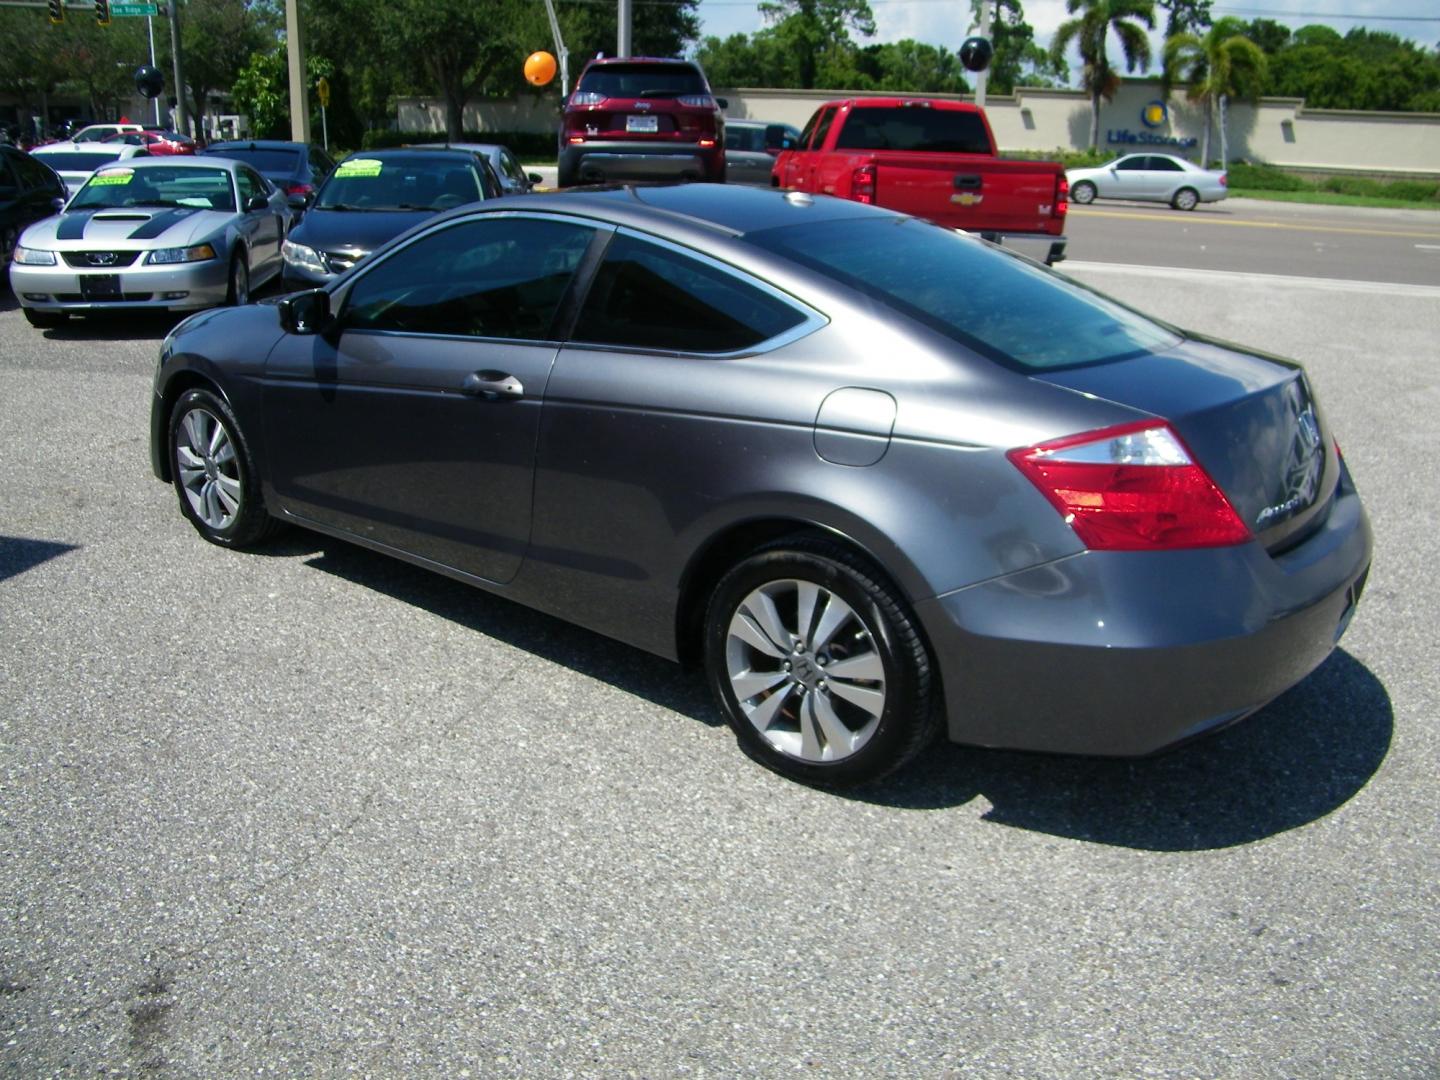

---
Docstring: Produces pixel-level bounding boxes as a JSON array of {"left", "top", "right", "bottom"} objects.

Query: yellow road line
[{"left": 1068, "top": 206, "right": 1440, "bottom": 241}]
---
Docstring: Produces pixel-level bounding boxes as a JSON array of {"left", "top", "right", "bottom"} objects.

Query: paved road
[
  {"left": 1064, "top": 196, "right": 1440, "bottom": 286},
  {"left": 1, "top": 246, "right": 1437, "bottom": 1076}
]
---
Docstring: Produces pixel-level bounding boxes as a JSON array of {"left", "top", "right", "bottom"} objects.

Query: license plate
[
  {"left": 80, "top": 274, "right": 122, "bottom": 300},
  {"left": 626, "top": 115, "right": 659, "bottom": 133}
]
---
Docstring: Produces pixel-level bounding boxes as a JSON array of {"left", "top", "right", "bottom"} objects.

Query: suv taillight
[
  {"left": 851, "top": 164, "right": 876, "bottom": 204},
  {"left": 569, "top": 91, "right": 606, "bottom": 107},
  {"left": 676, "top": 94, "right": 716, "bottom": 108},
  {"left": 1008, "top": 421, "right": 1251, "bottom": 551}
]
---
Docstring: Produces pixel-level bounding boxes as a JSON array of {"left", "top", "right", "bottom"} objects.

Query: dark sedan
[
  {"left": 279, "top": 147, "right": 502, "bottom": 288},
  {"left": 149, "top": 185, "right": 1371, "bottom": 787},
  {"left": 1, "top": 146, "right": 68, "bottom": 272},
  {"left": 201, "top": 139, "right": 336, "bottom": 216}
]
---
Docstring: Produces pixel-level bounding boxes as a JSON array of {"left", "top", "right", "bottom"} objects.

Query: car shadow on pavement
[
  {"left": 34, "top": 311, "right": 189, "bottom": 342},
  {"left": 0, "top": 535, "right": 79, "bottom": 583},
  {"left": 298, "top": 536, "right": 1391, "bottom": 851},
  {"left": 864, "top": 648, "right": 1392, "bottom": 850}
]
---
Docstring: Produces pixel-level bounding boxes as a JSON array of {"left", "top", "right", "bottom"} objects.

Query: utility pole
[
  {"left": 285, "top": 0, "right": 311, "bottom": 142},
  {"left": 167, "top": 0, "right": 187, "bottom": 137},
  {"left": 617, "top": 0, "right": 631, "bottom": 57},
  {"left": 974, "top": 0, "right": 992, "bottom": 107}
]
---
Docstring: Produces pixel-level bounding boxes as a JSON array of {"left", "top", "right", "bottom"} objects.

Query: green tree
[
  {"left": 855, "top": 39, "right": 970, "bottom": 93},
  {"left": 156, "top": 0, "right": 279, "bottom": 142},
  {"left": 1241, "top": 18, "right": 1290, "bottom": 55},
  {"left": 969, "top": 0, "right": 1069, "bottom": 94},
  {"left": 0, "top": 12, "right": 70, "bottom": 135},
  {"left": 1051, "top": 0, "right": 1156, "bottom": 148},
  {"left": 758, "top": 0, "right": 876, "bottom": 89},
  {"left": 1156, "top": 0, "right": 1210, "bottom": 38},
  {"left": 52, "top": 18, "right": 151, "bottom": 120},
  {"left": 1163, "top": 16, "right": 1266, "bottom": 168}
]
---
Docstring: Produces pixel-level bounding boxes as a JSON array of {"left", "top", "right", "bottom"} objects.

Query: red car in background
[
  {"left": 101, "top": 129, "right": 196, "bottom": 156},
  {"left": 558, "top": 57, "right": 727, "bottom": 187}
]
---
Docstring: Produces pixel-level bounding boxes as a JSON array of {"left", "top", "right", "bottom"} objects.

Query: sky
[{"left": 691, "top": 0, "right": 1440, "bottom": 80}]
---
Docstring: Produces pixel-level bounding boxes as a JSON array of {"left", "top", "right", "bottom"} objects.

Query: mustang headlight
[
  {"left": 12, "top": 246, "right": 57, "bottom": 266},
  {"left": 146, "top": 243, "right": 218, "bottom": 265},
  {"left": 281, "top": 239, "right": 327, "bottom": 275}
]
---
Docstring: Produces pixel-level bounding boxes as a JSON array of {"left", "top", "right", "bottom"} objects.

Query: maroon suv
[{"left": 558, "top": 57, "right": 727, "bottom": 186}]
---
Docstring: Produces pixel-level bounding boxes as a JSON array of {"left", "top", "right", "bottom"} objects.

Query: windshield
[
  {"left": 750, "top": 217, "right": 1181, "bottom": 371},
  {"left": 577, "top": 63, "right": 706, "bottom": 99},
  {"left": 69, "top": 165, "right": 236, "bottom": 212},
  {"left": 315, "top": 155, "right": 481, "bottom": 211}
]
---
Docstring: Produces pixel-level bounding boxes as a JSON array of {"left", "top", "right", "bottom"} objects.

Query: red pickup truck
[{"left": 772, "top": 97, "right": 1068, "bottom": 264}]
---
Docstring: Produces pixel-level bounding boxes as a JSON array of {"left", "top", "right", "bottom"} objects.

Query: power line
[{"left": 1213, "top": 7, "right": 1440, "bottom": 20}]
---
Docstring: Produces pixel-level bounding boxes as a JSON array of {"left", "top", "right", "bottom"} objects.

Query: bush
[
  {"left": 360, "top": 128, "right": 558, "bottom": 159},
  {"left": 1226, "top": 163, "right": 1309, "bottom": 191}
]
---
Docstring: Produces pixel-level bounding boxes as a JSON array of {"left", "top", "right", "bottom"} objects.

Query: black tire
[
  {"left": 168, "top": 388, "right": 279, "bottom": 549},
  {"left": 1, "top": 225, "right": 16, "bottom": 266},
  {"left": 226, "top": 251, "right": 250, "bottom": 306},
  {"left": 556, "top": 162, "right": 578, "bottom": 189},
  {"left": 703, "top": 538, "right": 940, "bottom": 788},
  {"left": 1172, "top": 186, "right": 1199, "bottom": 211},
  {"left": 1071, "top": 180, "right": 1097, "bottom": 205},
  {"left": 23, "top": 308, "right": 66, "bottom": 329}
]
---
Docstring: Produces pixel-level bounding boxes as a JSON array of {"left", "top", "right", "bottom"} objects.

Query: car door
[
  {"left": 1104, "top": 154, "right": 1152, "bottom": 199},
  {"left": 261, "top": 213, "right": 601, "bottom": 584},
  {"left": 1145, "top": 154, "right": 1187, "bottom": 199},
  {"left": 235, "top": 164, "right": 284, "bottom": 274}
]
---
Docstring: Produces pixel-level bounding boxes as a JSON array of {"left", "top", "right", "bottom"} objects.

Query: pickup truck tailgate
[{"left": 873, "top": 153, "right": 1064, "bottom": 236}]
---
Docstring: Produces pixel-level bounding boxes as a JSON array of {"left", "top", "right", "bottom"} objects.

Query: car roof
[
  {"left": 341, "top": 147, "right": 480, "bottom": 162},
  {"left": 584, "top": 55, "right": 700, "bottom": 68},
  {"left": 461, "top": 182, "right": 898, "bottom": 239},
  {"left": 109, "top": 156, "right": 243, "bottom": 171},
  {"left": 204, "top": 139, "right": 312, "bottom": 151}
]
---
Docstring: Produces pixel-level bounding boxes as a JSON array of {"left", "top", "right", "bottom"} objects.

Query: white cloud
[{"left": 693, "top": 0, "right": 1440, "bottom": 78}]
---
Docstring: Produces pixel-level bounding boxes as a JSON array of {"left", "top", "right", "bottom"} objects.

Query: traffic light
[
  {"left": 47, "top": 0, "right": 64, "bottom": 25},
  {"left": 95, "top": 0, "right": 110, "bottom": 25}
]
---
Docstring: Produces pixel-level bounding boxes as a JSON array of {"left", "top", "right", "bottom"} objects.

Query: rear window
[
  {"left": 751, "top": 217, "right": 1180, "bottom": 371},
  {"left": 834, "top": 106, "right": 992, "bottom": 155},
  {"left": 31, "top": 151, "right": 128, "bottom": 171},
  {"left": 577, "top": 62, "right": 705, "bottom": 99},
  {"left": 316, "top": 155, "right": 482, "bottom": 211},
  {"left": 204, "top": 147, "right": 302, "bottom": 173},
  {"left": 728, "top": 126, "right": 765, "bottom": 152}
]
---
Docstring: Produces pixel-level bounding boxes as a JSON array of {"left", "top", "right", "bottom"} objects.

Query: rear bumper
[
  {"left": 972, "top": 229, "right": 1067, "bottom": 265},
  {"left": 560, "top": 142, "right": 722, "bottom": 183},
  {"left": 915, "top": 480, "right": 1372, "bottom": 756}
]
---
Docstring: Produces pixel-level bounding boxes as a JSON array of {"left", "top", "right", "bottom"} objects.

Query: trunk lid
[
  {"left": 1037, "top": 336, "right": 1338, "bottom": 552},
  {"left": 872, "top": 153, "right": 1065, "bottom": 235}
]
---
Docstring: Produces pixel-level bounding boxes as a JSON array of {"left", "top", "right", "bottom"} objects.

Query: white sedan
[{"left": 1067, "top": 153, "right": 1227, "bottom": 211}]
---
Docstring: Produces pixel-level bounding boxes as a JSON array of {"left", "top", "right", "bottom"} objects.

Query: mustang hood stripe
[
  {"left": 125, "top": 208, "right": 198, "bottom": 241},
  {"left": 55, "top": 212, "right": 95, "bottom": 241}
]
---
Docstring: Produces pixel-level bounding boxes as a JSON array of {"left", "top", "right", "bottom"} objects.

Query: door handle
[{"left": 462, "top": 370, "right": 524, "bottom": 400}]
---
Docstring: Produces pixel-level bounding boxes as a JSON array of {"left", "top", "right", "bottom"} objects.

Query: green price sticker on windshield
[
  {"left": 336, "top": 158, "right": 383, "bottom": 178},
  {"left": 90, "top": 170, "right": 135, "bottom": 186}
]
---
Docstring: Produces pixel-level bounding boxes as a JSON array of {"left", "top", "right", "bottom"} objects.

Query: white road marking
[{"left": 1060, "top": 260, "right": 1440, "bottom": 297}]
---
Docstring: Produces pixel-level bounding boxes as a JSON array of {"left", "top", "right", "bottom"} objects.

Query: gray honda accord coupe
[{"left": 148, "top": 184, "right": 1371, "bottom": 787}]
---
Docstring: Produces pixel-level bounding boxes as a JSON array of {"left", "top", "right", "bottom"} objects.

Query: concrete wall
[{"left": 397, "top": 78, "right": 1440, "bottom": 176}]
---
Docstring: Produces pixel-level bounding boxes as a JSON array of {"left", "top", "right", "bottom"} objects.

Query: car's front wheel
[
  {"left": 1172, "top": 186, "right": 1200, "bottom": 211},
  {"left": 226, "top": 252, "right": 250, "bottom": 305},
  {"left": 168, "top": 388, "right": 278, "bottom": 548},
  {"left": 1070, "top": 180, "right": 1097, "bottom": 205},
  {"left": 704, "top": 539, "right": 940, "bottom": 787}
]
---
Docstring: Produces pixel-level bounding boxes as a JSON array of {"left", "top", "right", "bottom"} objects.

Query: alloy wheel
[{"left": 174, "top": 406, "right": 242, "bottom": 530}]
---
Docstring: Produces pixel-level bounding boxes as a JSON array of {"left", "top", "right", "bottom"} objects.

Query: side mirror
[
  {"left": 51, "top": 196, "right": 67, "bottom": 213},
  {"left": 279, "top": 288, "right": 332, "bottom": 335},
  {"left": 245, "top": 193, "right": 269, "bottom": 212},
  {"left": 286, "top": 192, "right": 313, "bottom": 211},
  {"left": 716, "top": 97, "right": 729, "bottom": 110},
  {"left": 527, "top": 173, "right": 543, "bottom": 184}
]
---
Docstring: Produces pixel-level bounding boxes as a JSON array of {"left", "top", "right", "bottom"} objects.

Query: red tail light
[
  {"left": 1220, "top": 173, "right": 1228, "bottom": 187},
  {"left": 1008, "top": 421, "right": 1251, "bottom": 551},
  {"left": 285, "top": 182, "right": 313, "bottom": 197},
  {"left": 851, "top": 164, "right": 876, "bottom": 205},
  {"left": 1055, "top": 175, "right": 1069, "bottom": 216}
]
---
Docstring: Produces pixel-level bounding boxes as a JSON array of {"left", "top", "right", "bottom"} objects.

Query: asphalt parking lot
[{"left": 1, "top": 250, "right": 1437, "bottom": 1076}]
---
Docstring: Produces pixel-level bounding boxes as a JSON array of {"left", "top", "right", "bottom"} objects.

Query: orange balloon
[{"left": 525, "top": 51, "right": 558, "bottom": 87}]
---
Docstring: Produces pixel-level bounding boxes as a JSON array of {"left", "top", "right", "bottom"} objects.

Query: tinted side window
[
  {"left": 235, "top": 167, "right": 260, "bottom": 204},
  {"left": 811, "top": 107, "right": 838, "bottom": 150},
  {"left": 343, "top": 216, "right": 595, "bottom": 340},
  {"left": 0, "top": 156, "right": 19, "bottom": 189},
  {"left": 572, "top": 233, "right": 805, "bottom": 354},
  {"left": 1150, "top": 156, "right": 1184, "bottom": 171},
  {"left": 797, "top": 109, "right": 823, "bottom": 150},
  {"left": 1114, "top": 156, "right": 1147, "bottom": 171}
]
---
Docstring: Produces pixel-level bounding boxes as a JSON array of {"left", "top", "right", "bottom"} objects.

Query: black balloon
[
  {"left": 959, "top": 37, "right": 994, "bottom": 73},
  {"left": 134, "top": 65, "right": 165, "bottom": 99}
]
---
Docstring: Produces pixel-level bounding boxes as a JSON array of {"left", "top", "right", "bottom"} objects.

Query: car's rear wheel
[
  {"left": 704, "top": 539, "right": 940, "bottom": 787},
  {"left": 1071, "top": 180, "right": 1097, "bottom": 205},
  {"left": 168, "top": 388, "right": 278, "bottom": 548},
  {"left": 1, "top": 225, "right": 16, "bottom": 266},
  {"left": 1172, "top": 186, "right": 1200, "bottom": 211},
  {"left": 22, "top": 308, "right": 66, "bottom": 329},
  {"left": 226, "top": 252, "right": 249, "bottom": 306}
]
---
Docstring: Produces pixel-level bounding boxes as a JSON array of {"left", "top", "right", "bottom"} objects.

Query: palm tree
[
  {"left": 1051, "top": 0, "right": 1157, "bottom": 149},
  {"left": 1163, "top": 17, "right": 1268, "bottom": 168}
]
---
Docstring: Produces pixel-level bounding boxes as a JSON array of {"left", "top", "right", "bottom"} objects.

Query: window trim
[
  {"left": 561, "top": 225, "right": 827, "bottom": 360},
  {"left": 329, "top": 210, "right": 609, "bottom": 346}
]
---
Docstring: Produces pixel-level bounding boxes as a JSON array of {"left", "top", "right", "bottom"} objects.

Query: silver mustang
[{"left": 10, "top": 156, "right": 291, "bottom": 329}]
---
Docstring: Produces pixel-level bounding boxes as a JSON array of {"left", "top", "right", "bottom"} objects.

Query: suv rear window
[
  {"left": 834, "top": 106, "right": 991, "bottom": 155},
  {"left": 577, "top": 63, "right": 705, "bottom": 99},
  {"left": 751, "top": 217, "right": 1180, "bottom": 371}
]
